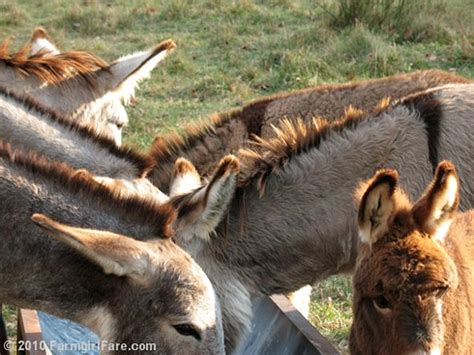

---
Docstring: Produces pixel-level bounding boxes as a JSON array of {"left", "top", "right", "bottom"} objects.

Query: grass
[{"left": 0, "top": 0, "right": 473, "bottom": 350}]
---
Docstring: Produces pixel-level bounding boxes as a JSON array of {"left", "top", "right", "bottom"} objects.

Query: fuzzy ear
[
  {"left": 170, "top": 155, "right": 239, "bottom": 242},
  {"left": 357, "top": 169, "right": 399, "bottom": 245},
  {"left": 29, "top": 27, "right": 60, "bottom": 56},
  {"left": 105, "top": 39, "right": 176, "bottom": 103},
  {"left": 169, "top": 158, "right": 202, "bottom": 197},
  {"left": 412, "top": 161, "right": 460, "bottom": 242},
  {"left": 32, "top": 214, "right": 153, "bottom": 284}
]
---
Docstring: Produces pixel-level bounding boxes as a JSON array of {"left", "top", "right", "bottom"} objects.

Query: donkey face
[
  {"left": 1, "top": 29, "right": 176, "bottom": 145},
  {"left": 32, "top": 214, "right": 224, "bottom": 354},
  {"left": 351, "top": 162, "right": 460, "bottom": 355}
]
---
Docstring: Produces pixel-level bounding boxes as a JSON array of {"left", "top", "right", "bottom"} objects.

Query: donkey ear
[
  {"left": 412, "top": 161, "right": 460, "bottom": 242},
  {"left": 29, "top": 27, "right": 60, "bottom": 56},
  {"left": 357, "top": 169, "right": 399, "bottom": 245},
  {"left": 169, "top": 157, "right": 202, "bottom": 197},
  {"left": 105, "top": 39, "right": 176, "bottom": 103},
  {"left": 31, "top": 213, "right": 153, "bottom": 284},
  {"left": 171, "top": 155, "right": 239, "bottom": 241}
]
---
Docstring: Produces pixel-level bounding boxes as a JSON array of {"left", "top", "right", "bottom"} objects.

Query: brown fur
[
  {"left": 351, "top": 162, "right": 474, "bottom": 354},
  {"left": 0, "top": 85, "right": 155, "bottom": 177},
  {"left": 0, "top": 142, "right": 174, "bottom": 238},
  {"left": 0, "top": 36, "right": 108, "bottom": 87},
  {"left": 149, "top": 70, "right": 470, "bottom": 191},
  {"left": 31, "top": 27, "right": 49, "bottom": 40}
]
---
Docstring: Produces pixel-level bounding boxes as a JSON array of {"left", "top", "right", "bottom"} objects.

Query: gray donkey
[
  {"left": 0, "top": 142, "right": 244, "bottom": 354},
  {"left": 0, "top": 30, "right": 175, "bottom": 145},
  {"left": 148, "top": 70, "right": 470, "bottom": 191},
  {"left": 0, "top": 82, "right": 251, "bottom": 351},
  {"left": 160, "top": 84, "right": 474, "bottom": 351},
  {"left": 0, "top": 86, "right": 154, "bottom": 179}
]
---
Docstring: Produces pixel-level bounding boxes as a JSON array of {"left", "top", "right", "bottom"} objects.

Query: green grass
[{"left": 0, "top": 0, "right": 473, "bottom": 350}]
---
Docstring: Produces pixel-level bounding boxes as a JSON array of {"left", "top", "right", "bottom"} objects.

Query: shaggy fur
[
  {"left": 154, "top": 84, "right": 473, "bottom": 351},
  {"left": 0, "top": 142, "right": 225, "bottom": 354},
  {"left": 351, "top": 162, "right": 474, "bottom": 354},
  {"left": 0, "top": 86, "right": 154, "bottom": 178},
  {"left": 149, "top": 70, "right": 471, "bottom": 191},
  {"left": 0, "top": 36, "right": 107, "bottom": 86}
]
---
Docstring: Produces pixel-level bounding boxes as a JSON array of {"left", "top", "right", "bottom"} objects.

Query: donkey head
[
  {"left": 2, "top": 29, "right": 176, "bottom": 145},
  {"left": 32, "top": 213, "right": 224, "bottom": 354},
  {"left": 351, "top": 161, "right": 460, "bottom": 355}
]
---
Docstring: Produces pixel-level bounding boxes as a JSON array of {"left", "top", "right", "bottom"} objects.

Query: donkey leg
[
  {"left": 0, "top": 305, "right": 9, "bottom": 355},
  {"left": 286, "top": 285, "right": 312, "bottom": 318}
]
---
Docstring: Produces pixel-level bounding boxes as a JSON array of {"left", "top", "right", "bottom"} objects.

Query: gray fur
[
  {"left": 0, "top": 42, "right": 174, "bottom": 145},
  {"left": 0, "top": 88, "right": 150, "bottom": 179},
  {"left": 0, "top": 148, "right": 224, "bottom": 354},
  {"left": 166, "top": 84, "right": 474, "bottom": 348}
]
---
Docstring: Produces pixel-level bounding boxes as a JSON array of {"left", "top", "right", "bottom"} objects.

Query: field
[{"left": 1, "top": 0, "right": 473, "bottom": 352}]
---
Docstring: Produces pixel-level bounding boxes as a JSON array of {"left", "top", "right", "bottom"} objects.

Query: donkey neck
[
  {"left": 212, "top": 106, "right": 435, "bottom": 294},
  {"left": 0, "top": 91, "right": 147, "bottom": 179}
]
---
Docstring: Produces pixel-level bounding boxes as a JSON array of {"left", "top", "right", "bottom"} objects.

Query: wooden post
[{"left": 17, "top": 309, "right": 47, "bottom": 355}]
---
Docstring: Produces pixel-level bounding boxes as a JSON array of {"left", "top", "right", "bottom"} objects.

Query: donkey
[
  {"left": 148, "top": 70, "right": 471, "bottom": 191},
  {"left": 154, "top": 84, "right": 474, "bottom": 350},
  {"left": 0, "top": 86, "right": 154, "bottom": 180},
  {"left": 0, "top": 32, "right": 176, "bottom": 145},
  {"left": 0, "top": 142, "right": 245, "bottom": 354},
  {"left": 350, "top": 161, "right": 474, "bottom": 354}
]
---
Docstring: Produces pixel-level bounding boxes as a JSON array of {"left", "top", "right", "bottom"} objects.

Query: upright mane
[
  {"left": 150, "top": 109, "right": 239, "bottom": 163},
  {"left": 237, "top": 100, "right": 392, "bottom": 194},
  {"left": 0, "top": 37, "right": 108, "bottom": 86},
  {"left": 0, "top": 86, "right": 154, "bottom": 177},
  {"left": 0, "top": 141, "right": 175, "bottom": 238}
]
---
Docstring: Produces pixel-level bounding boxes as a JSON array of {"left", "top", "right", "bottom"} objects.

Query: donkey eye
[
  {"left": 373, "top": 296, "right": 392, "bottom": 311},
  {"left": 173, "top": 324, "right": 201, "bottom": 341},
  {"left": 434, "top": 286, "right": 449, "bottom": 297}
]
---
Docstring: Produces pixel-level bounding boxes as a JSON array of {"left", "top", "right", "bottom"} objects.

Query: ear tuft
[
  {"left": 173, "top": 157, "right": 199, "bottom": 176},
  {"left": 170, "top": 158, "right": 201, "bottom": 197},
  {"left": 210, "top": 155, "right": 240, "bottom": 182},
  {"left": 31, "top": 213, "right": 55, "bottom": 230},
  {"left": 31, "top": 27, "right": 49, "bottom": 40},
  {"left": 412, "top": 160, "right": 459, "bottom": 242},
  {"left": 357, "top": 169, "right": 399, "bottom": 245},
  {"left": 155, "top": 39, "right": 177, "bottom": 52}
]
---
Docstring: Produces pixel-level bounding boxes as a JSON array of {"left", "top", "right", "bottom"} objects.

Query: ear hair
[
  {"left": 412, "top": 160, "right": 460, "bottom": 242},
  {"left": 30, "top": 27, "right": 60, "bottom": 56},
  {"left": 357, "top": 169, "right": 399, "bottom": 245},
  {"left": 169, "top": 157, "right": 201, "bottom": 197},
  {"left": 108, "top": 39, "right": 176, "bottom": 103},
  {"left": 169, "top": 155, "right": 239, "bottom": 242},
  {"left": 31, "top": 213, "right": 153, "bottom": 284}
]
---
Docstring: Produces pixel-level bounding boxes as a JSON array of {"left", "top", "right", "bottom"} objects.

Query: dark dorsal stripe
[
  {"left": 0, "top": 86, "right": 155, "bottom": 177},
  {"left": 400, "top": 91, "right": 442, "bottom": 172},
  {"left": 0, "top": 141, "right": 175, "bottom": 238}
]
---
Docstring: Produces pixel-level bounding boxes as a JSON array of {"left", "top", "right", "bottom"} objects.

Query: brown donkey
[
  {"left": 351, "top": 161, "right": 474, "bottom": 354},
  {"left": 149, "top": 70, "right": 471, "bottom": 191},
  {"left": 157, "top": 84, "right": 473, "bottom": 351},
  {"left": 0, "top": 29, "right": 176, "bottom": 145},
  {"left": 0, "top": 142, "right": 243, "bottom": 354}
]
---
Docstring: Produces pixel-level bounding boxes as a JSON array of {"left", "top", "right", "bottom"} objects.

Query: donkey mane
[
  {"left": 237, "top": 100, "right": 391, "bottom": 193},
  {"left": 0, "top": 37, "right": 108, "bottom": 87},
  {"left": 0, "top": 85, "right": 155, "bottom": 176},
  {"left": 149, "top": 69, "right": 471, "bottom": 169},
  {"left": 0, "top": 141, "right": 174, "bottom": 237},
  {"left": 150, "top": 109, "right": 239, "bottom": 163}
]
